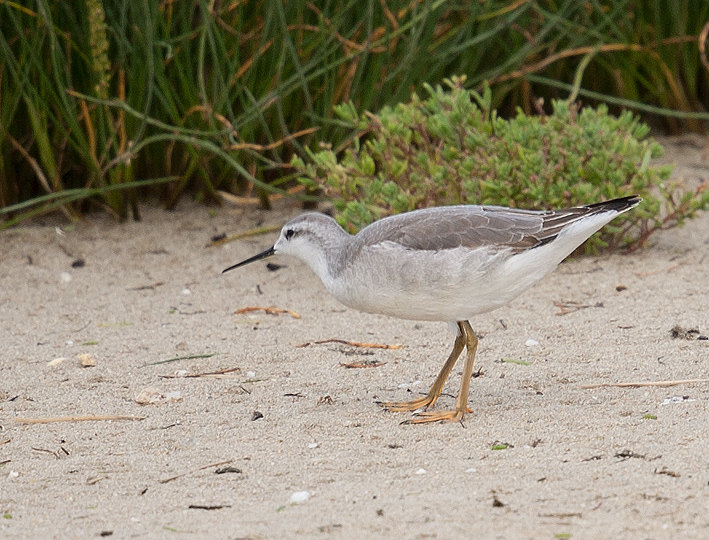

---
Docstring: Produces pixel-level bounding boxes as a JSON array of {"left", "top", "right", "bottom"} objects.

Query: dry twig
[
  {"left": 159, "top": 367, "right": 241, "bottom": 379},
  {"left": 296, "top": 338, "right": 404, "bottom": 349},
  {"left": 145, "top": 353, "right": 217, "bottom": 367},
  {"left": 214, "top": 185, "right": 305, "bottom": 210},
  {"left": 340, "top": 360, "right": 386, "bottom": 368},
  {"left": 554, "top": 300, "right": 603, "bottom": 316},
  {"left": 15, "top": 415, "right": 144, "bottom": 424},
  {"left": 581, "top": 378, "right": 709, "bottom": 389},
  {"left": 633, "top": 264, "right": 681, "bottom": 278},
  {"left": 235, "top": 306, "right": 301, "bottom": 319},
  {"left": 159, "top": 459, "right": 233, "bottom": 484}
]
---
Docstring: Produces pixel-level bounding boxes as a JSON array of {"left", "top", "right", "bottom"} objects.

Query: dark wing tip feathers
[
  {"left": 585, "top": 195, "right": 641, "bottom": 214},
  {"left": 526, "top": 196, "right": 640, "bottom": 252}
]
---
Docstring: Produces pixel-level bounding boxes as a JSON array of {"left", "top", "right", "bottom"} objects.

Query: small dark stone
[
  {"left": 670, "top": 325, "right": 700, "bottom": 340},
  {"left": 215, "top": 466, "right": 242, "bottom": 475},
  {"left": 251, "top": 411, "right": 264, "bottom": 421},
  {"left": 71, "top": 258, "right": 85, "bottom": 268},
  {"left": 492, "top": 494, "right": 505, "bottom": 507}
]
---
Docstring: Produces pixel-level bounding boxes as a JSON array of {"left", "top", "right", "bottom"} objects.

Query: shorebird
[{"left": 224, "top": 196, "right": 640, "bottom": 423}]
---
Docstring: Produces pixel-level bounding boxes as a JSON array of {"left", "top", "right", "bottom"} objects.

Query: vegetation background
[{"left": 1, "top": 0, "right": 709, "bottom": 227}]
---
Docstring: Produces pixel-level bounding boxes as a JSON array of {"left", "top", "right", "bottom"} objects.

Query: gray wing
[{"left": 357, "top": 204, "right": 603, "bottom": 253}]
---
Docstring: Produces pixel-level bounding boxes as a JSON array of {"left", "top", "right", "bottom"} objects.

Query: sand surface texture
[{"left": 1, "top": 136, "right": 708, "bottom": 539}]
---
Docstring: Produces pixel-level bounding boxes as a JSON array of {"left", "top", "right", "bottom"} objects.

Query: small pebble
[
  {"left": 415, "top": 468, "right": 427, "bottom": 475},
  {"left": 181, "top": 288, "right": 192, "bottom": 295},
  {"left": 77, "top": 353, "right": 96, "bottom": 367},
  {"left": 308, "top": 443, "right": 319, "bottom": 449},
  {"left": 290, "top": 491, "right": 310, "bottom": 504},
  {"left": 525, "top": 338, "right": 539, "bottom": 347},
  {"left": 246, "top": 371, "right": 256, "bottom": 378},
  {"left": 164, "top": 391, "right": 182, "bottom": 402},
  {"left": 134, "top": 387, "right": 164, "bottom": 405},
  {"left": 60, "top": 272, "right": 72, "bottom": 283}
]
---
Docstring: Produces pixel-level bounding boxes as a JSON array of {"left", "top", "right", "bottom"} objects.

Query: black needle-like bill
[{"left": 222, "top": 246, "right": 275, "bottom": 273}]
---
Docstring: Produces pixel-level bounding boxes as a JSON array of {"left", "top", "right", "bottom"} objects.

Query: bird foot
[
  {"left": 377, "top": 396, "right": 435, "bottom": 413},
  {"left": 401, "top": 408, "right": 470, "bottom": 425}
]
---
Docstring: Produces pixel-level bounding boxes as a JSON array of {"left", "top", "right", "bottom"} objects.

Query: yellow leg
[
  {"left": 403, "top": 321, "right": 479, "bottom": 424},
  {"left": 378, "top": 325, "right": 466, "bottom": 413}
]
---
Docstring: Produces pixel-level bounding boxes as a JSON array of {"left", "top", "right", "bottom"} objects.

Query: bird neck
[{"left": 304, "top": 226, "right": 352, "bottom": 287}]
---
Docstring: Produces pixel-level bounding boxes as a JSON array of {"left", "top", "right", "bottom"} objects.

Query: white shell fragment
[
  {"left": 661, "top": 396, "right": 695, "bottom": 405},
  {"left": 289, "top": 491, "right": 310, "bottom": 504},
  {"left": 164, "top": 391, "right": 183, "bottom": 402},
  {"left": 135, "top": 387, "right": 182, "bottom": 405},
  {"left": 134, "top": 387, "right": 165, "bottom": 405}
]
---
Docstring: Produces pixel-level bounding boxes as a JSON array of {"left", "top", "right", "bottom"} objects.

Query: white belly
[{"left": 326, "top": 244, "right": 523, "bottom": 321}]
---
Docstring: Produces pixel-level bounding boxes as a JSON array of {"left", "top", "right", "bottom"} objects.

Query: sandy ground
[{"left": 1, "top": 136, "right": 708, "bottom": 539}]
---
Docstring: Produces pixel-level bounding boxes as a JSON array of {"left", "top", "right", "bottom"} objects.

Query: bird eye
[{"left": 284, "top": 229, "right": 295, "bottom": 240}]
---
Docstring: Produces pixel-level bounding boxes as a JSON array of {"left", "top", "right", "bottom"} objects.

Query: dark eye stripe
[{"left": 285, "top": 229, "right": 295, "bottom": 240}]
